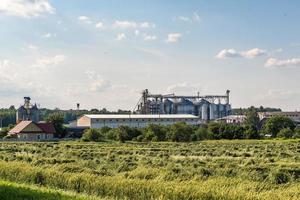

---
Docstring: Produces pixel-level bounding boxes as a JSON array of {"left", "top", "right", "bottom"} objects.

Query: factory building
[
  {"left": 135, "top": 89, "right": 231, "bottom": 121},
  {"left": 76, "top": 114, "right": 200, "bottom": 129},
  {"left": 215, "top": 115, "right": 247, "bottom": 124},
  {"left": 16, "top": 97, "right": 40, "bottom": 123},
  {"left": 258, "top": 112, "right": 300, "bottom": 124}
]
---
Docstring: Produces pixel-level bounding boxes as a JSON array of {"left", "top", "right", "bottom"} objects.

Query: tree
[
  {"left": 194, "top": 125, "right": 210, "bottom": 140},
  {"left": 244, "top": 125, "right": 260, "bottom": 139},
  {"left": 244, "top": 107, "right": 260, "bottom": 130},
  {"left": 166, "top": 122, "right": 193, "bottom": 142},
  {"left": 115, "top": 126, "right": 129, "bottom": 143},
  {"left": 263, "top": 116, "right": 295, "bottom": 137},
  {"left": 277, "top": 128, "right": 294, "bottom": 139},
  {"left": 82, "top": 129, "right": 104, "bottom": 142},
  {"left": 46, "top": 113, "right": 65, "bottom": 138},
  {"left": 208, "top": 122, "right": 222, "bottom": 139},
  {"left": 143, "top": 124, "right": 166, "bottom": 141}
]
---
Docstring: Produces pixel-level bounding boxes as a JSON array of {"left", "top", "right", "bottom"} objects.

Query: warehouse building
[
  {"left": 76, "top": 114, "right": 200, "bottom": 128},
  {"left": 258, "top": 112, "right": 300, "bottom": 123}
]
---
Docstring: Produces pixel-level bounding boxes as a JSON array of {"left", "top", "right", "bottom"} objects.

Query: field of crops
[{"left": 0, "top": 140, "right": 299, "bottom": 200}]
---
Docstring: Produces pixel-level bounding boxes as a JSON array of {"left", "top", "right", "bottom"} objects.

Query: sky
[{"left": 0, "top": 0, "right": 300, "bottom": 111}]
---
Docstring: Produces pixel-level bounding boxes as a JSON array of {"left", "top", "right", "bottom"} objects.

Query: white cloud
[
  {"left": 113, "top": 20, "right": 137, "bottom": 29},
  {"left": 0, "top": 0, "right": 55, "bottom": 18},
  {"left": 174, "top": 12, "right": 201, "bottom": 23},
  {"left": 216, "top": 48, "right": 267, "bottom": 59},
  {"left": 78, "top": 16, "right": 92, "bottom": 24},
  {"left": 95, "top": 21, "right": 104, "bottom": 29},
  {"left": 216, "top": 49, "right": 240, "bottom": 59},
  {"left": 27, "top": 45, "right": 39, "bottom": 51},
  {"left": 89, "top": 79, "right": 112, "bottom": 92},
  {"left": 0, "top": 59, "right": 53, "bottom": 97},
  {"left": 140, "top": 22, "right": 156, "bottom": 28},
  {"left": 192, "top": 12, "right": 201, "bottom": 22},
  {"left": 134, "top": 29, "right": 140, "bottom": 36},
  {"left": 177, "top": 16, "right": 190, "bottom": 22},
  {"left": 42, "top": 32, "right": 55, "bottom": 38},
  {"left": 85, "top": 70, "right": 112, "bottom": 93},
  {"left": 265, "top": 58, "right": 300, "bottom": 68},
  {"left": 113, "top": 20, "right": 155, "bottom": 29},
  {"left": 166, "top": 33, "right": 182, "bottom": 43},
  {"left": 143, "top": 34, "right": 157, "bottom": 41},
  {"left": 35, "top": 55, "right": 65, "bottom": 68},
  {"left": 241, "top": 48, "right": 267, "bottom": 58},
  {"left": 116, "top": 33, "right": 126, "bottom": 41}
]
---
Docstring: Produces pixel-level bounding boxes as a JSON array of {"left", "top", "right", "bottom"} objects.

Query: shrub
[
  {"left": 81, "top": 129, "right": 104, "bottom": 142},
  {"left": 263, "top": 116, "right": 295, "bottom": 137},
  {"left": 277, "top": 128, "right": 294, "bottom": 139},
  {"left": 166, "top": 122, "right": 193, "bottom": 142}
]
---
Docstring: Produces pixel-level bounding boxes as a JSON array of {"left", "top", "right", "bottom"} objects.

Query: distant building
[
  {"left": 75, "top": 114, "right": 200, "bottom": 128},
  {"left": 258, "top": 112, "right": 300, "bottom": 123},
  {"left": 16, "top": 97, "right": 40, "bottom": 123},
  {"left": 215, "top": 115, "right": 246, "bottom": 124},
  {"left": 8, "top": 121, "right": 55, "bottom": 141}
]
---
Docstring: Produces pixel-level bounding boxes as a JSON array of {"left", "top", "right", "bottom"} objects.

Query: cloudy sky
[{"left": 0, "top": 0, "right": 300, "bottom": 111}]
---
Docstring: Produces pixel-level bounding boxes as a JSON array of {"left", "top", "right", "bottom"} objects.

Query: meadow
[{"left": 0, "top": 140, "right": 299, "bottom": 199}]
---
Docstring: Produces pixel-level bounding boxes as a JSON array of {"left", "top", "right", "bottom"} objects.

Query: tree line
[{"left": 82, "top": 115, "right": 300, "bottom": 142}]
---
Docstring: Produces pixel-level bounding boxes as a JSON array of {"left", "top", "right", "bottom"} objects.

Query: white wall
[{"left": 90, "top": 118, "right": 199, "bottom": 129}]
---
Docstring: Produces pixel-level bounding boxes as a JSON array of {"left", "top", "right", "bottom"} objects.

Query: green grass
[
  {"left": 0, "top": 180, "right": 105, "bottom": 200},
  {"left": 0, "top": 140, "right": 299, "bottom": 199}
]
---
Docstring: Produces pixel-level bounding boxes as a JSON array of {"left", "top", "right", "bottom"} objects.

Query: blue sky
[{"left": 0, "top": 0, "right": 299, "bottom": 111}]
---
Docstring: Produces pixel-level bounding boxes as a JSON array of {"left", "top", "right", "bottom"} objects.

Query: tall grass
[{"left": 0, "top": 140, "right": 299, "bottom": 199}]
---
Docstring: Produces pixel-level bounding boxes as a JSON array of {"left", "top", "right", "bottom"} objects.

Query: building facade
[
  {"left": 76, "top": 114, "right": 200, "bottom": 128},
  {"left": 215, "top": 115, "right": 247, "bottom": 124},
  {"left": 9, "top": 121, "right": 55, "bottom": 141},
  {"left": 16, "top": 97, "right": 40, "bottom": 123},
  {"left": 258, "top": 112, "right": 300, "bottom": 123}
]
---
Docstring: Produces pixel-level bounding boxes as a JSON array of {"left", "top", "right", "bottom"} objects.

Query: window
[{"left": 37, "top": 135, "right": 41, "bottom": 140}]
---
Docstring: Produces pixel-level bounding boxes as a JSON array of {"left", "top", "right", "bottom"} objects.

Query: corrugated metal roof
[{"left": 84, "top": 114, "right": 199, "bottom": 119}]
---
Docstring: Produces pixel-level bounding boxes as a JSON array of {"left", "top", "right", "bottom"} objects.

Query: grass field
[{"left": 0, "top": 140, "right": 299, "bottom": 199}]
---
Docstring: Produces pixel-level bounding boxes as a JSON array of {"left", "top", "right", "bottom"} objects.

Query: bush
[
  {"left": 81, "top": 129, "right": 104, "bottom": 142},
  {"left": 277, "top": 128, "right": 294, "bottom": 139},
  {"left": 143, "top": 124, "right": 166, "bottom": 141},
  {"left": 263, "top": 116, "right": 295, "bottom": 137},
  {"left": 166, "top": 122, "right": 193, "bottom": 142}
]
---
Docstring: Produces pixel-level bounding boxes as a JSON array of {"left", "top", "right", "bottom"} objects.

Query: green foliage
[
  {"left": 46, "top": 113, "right": 66, "bottom": 138},
  {"left": 263, "top": 116, "right": 295, "bottom": 137},
  {"left": 244, "top": 125, "right": 260, "bottom": 139},
  {"left": 194, "top": 125, "right": 211, "bottom": 140},
  {"left": 143, "top": 124, "right": 167, "bottom": 141},
  {"left": 81, "top": 129, "right": 104, "bottom": 142},
  {"left": 0, "top": 180, "right": 98, "bottom": 200},
  {"left": 277, "top": 128, "right": 294, "bottom": 139},
  {"left": 0, "top": 140, "right": 299, "bottom": 200},
  {"left": 166, "top": 122, "right": 193, "bottom": 142},
  {"left": 244, "top": 107, "right": 260, "bottom": 130},
  {"left": 232, "top": 106, "right": 281, "bottom": 115}
]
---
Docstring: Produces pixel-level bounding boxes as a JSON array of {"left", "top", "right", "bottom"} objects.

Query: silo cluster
[{"left": 145, "top": 98, "right": 231, "bottom": 120}]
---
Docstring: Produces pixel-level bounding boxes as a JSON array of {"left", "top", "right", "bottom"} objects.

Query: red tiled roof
[
  {"left": 9, "top": 121, "right": 56, "bottom": 134},
  {"left": 36, "top": 123, "right": 56, "bottom": 134},
  {"left": 9, "top": 121, "right": 37, "bottom": 134}
]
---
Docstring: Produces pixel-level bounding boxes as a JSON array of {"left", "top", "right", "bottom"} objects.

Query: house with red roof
[{"left": 8, "top": 121, "right": 56, "bottom": 141}]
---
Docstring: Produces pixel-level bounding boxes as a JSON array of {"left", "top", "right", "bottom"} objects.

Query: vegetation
[
  {"left": 0, "top": 140, "right": 299, "bottom": 200},
  {"left": 81, "top": 115, "right": 298, "bottom": 143},
  {"left": 0, "top": 180, "right": 104, "bottom": 200},
  {"left": 232, "top": 106, "right": 281, "bottom": 115}
]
